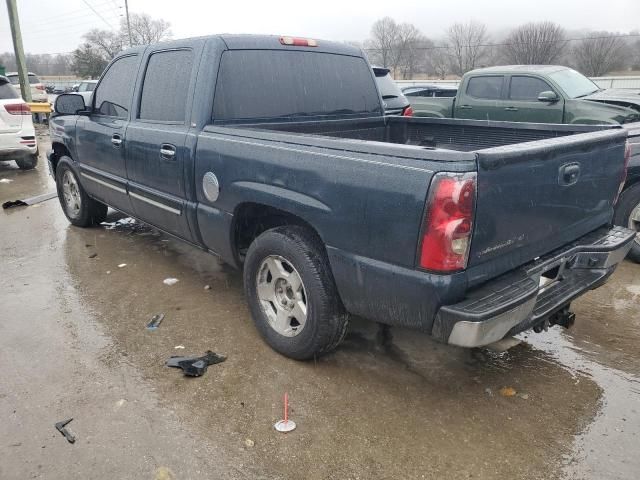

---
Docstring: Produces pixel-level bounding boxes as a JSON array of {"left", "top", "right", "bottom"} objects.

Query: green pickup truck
[{"left": 410, "top": 65, "right": 640, "bottom": 125}]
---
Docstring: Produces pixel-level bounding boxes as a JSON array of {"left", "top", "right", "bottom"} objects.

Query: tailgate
[{"left": 467, "top": 128, "right": 628, "bottom": 282}]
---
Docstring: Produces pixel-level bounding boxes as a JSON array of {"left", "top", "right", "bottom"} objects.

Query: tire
[
  {"left": 55, "top": 158, "right": 108, "bottom": 227},
  {"left": 15, "top": 152, "right": 38, "bottom": 170},
  {"left": 614, "top": 183, "right": 640, "bottom": 263},
  {"left": 243, "top": 226, "right": 349, "bottom": 360}
]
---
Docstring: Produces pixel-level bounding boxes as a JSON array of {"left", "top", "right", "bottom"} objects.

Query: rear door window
[
  {"left": 138, "top": 49, "right": 193, "bottom": 122},
  {"left": 0, "top": 81, "right": 19, "bottom": 99},
  {"left": 93, "top": 55, "right": 139, "bottom": 118},
  {"left": 509, "top": 76, "right": 553, "bottom": 101},
  {"left": 213, "top": 50, "right": 381, "bottom": 121},
  {"left": 466, "top": 76, "right": 503, "bottom": 100}
]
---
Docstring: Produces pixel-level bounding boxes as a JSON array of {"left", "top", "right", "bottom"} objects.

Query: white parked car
[
  {"left": 6, "top": 71, "right": 48, "bottom": 103},
  {"left": 76, "top": 80, "right": 98, "bottom": 103},
  {"left": 0, "top": 75, "right": 38, "bottom": 170}
]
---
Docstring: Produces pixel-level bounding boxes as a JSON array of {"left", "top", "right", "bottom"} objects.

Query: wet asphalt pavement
[{"left": 1, "top": 130, "right": 639, "bottom": 479}]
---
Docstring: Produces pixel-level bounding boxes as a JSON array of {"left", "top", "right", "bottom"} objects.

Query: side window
[
  {"left": 509, "top": 76, "right": 553, "bottom": 101},
  {"left": 93, "top": 55, "right": 138, "bottom": 118},
  {"left": 139, "top": 49, "right": 193, "bottom": 122},
  {"left": 466, "top": 76, "right": 503, "bottom": 100}
]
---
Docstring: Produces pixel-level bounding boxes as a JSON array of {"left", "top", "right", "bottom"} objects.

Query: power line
[
  {"left": 81, "top": 0, "right": 116, "bottom": 29},
  {"left": 23, "top": 0, "right": 119, "bottom": 25},
  {"left": 364, "top": 32, "right": 640, "bottom": 52}
]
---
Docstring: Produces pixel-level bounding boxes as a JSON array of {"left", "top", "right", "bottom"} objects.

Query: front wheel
[
  {"left": 243, "top": 226, "right": 349, "bottom": 360},
  {"left": 614, "top": 183, "right": 640, "bottom": 263},
  {"left": 55, "top": 159, "right": 108, "bottom": 227}
]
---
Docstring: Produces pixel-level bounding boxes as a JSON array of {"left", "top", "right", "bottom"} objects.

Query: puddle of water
[{"left": 525, "top": 330, "right": 640, "bottom": 479}]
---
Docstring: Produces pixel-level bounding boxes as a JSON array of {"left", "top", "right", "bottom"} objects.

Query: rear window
[
  {"left": 139, "top": 49, "right": 193, "bottom": 122},
  {"left": 79, "top": 82, "right": 96, "bottom": 92},
  {"left": 374, "top": 71, "right": 403, "bottom": 99},
  {"left": 213, "top": 50, "right": 381, "bottom": 121},
  {"left": 7, "top": 74, "right": 40, "bottom": 84},
  {"left": 0, "top": 81, "right": 19, "bottom": 99},
  {"left": 466, "top": 76, "right": 503, "bottom": 100}
]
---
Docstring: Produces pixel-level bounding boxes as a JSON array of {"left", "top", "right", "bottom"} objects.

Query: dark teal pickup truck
[
  {"left": 410, "top": 65, "right": 640, "bottom": 125},
  {"left": 47, "top": 37, "right": 636, "bottom": 359}
]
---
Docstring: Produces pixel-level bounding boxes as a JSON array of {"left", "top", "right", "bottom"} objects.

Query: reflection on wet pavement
[{"left": 1, "top": 134, "right": 639, "bottom": 479}]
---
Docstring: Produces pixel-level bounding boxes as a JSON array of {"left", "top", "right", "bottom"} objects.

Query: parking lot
[{"left": 1, "top": 130, "right": 639, "bottom": 479}]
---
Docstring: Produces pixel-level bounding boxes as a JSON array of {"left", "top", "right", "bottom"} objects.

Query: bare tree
[
  {"left": 426, "top": 44, "right": 449, "bottom": 79},
  {"left": 394, "top": 24, "right": 427, "bottom": 78},
  {"left": 124, "top": 13, "right": 172, "bottom": 46},
  {"left": 366, "top": 17, "right": 400, "bottom": 68},
  {"left": 83, "top": 29, "right": 125, "bottom": 59},
  {"left": 446, "top": 21, "right": 489, "bottom": 76},
  {"left": 501, "top": 21, "right": 566, "bottom": 64},
  {"left": 573, "top": 32, "right": 629, "bottom": 76}
]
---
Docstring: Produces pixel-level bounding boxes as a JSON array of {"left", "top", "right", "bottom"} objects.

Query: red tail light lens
[
  {"left": 614, "top": 142, "right": 631, "bottom": 205},
  {"left": 418, "top": 173, "right": 477, "bottom": 272},
  {"left": 402, "top": 105, "right": 414, "bottom": 117},
  {"left": 4, "top": 103, "right": 31, "bottom": 115},
  {"left": 35, "top": 85, "right": 45, "bottom": 91}
]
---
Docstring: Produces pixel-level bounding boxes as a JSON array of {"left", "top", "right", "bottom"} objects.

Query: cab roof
[{"left": 467, "top": 65, "right": 569, "bottom": 75}]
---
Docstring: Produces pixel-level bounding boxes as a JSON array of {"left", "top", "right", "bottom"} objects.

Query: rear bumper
[
  {"left": 0, "top": 130, "right": 37, "bottom": 159},
  {"left": 432, "top": 226, "right": 636, "bottom": 347}
]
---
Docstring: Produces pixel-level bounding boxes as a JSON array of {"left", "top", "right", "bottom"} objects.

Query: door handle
[
  {"left": 111, "top": 134, "right": 122, "bottom": 147},
  {"left": 504, "top": 106, "right": 519, "bottom": 111},
  {"left": 458, "top": 105, "right": 473, "bottom": 110},
  {"left": 160, "top": 144, "right": 176, "bottom": 160}
]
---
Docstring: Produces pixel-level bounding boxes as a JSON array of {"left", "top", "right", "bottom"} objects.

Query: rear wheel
[
  {"left": 614, "top": 183, "right": 640, "bottom": 263},
  {"left": 243, "top": 226, "right": 349, "bottom": 360},
  {"left": 55, "top": 159, "right": 108, "bottom": 227},
  {"left": 15, "top": 152, "right": 38, "bottom": 170}
]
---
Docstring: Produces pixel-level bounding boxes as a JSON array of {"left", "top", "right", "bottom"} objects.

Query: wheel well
[
  {"left": 233, "top": 203, "right": 323, "bottom": 264},
  {"left": 50, "top": 142, "right": 72, "bottom": 174}
]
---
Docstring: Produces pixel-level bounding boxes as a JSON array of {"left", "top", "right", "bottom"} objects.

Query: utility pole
[
  {"left": 5, "top": 0, "right": 31, "bottom": 102},
  {"left": 124, "top": 0, "right": 132, "bottom": 46}
]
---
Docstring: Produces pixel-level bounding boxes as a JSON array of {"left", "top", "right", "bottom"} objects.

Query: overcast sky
[{"left": 1, "top": 0, "right": 639, "bottom": 55}]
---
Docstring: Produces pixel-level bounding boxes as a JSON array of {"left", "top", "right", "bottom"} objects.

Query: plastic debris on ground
[
  {"left": 163, "top": 278, "right": 179, "bottom": 286},
  {"left": 499, "top": 386, "right": 517, "bottom": 397},
  {"left": 147, "top": 313, "right": 165, "bottom": 330},
  {"left": 274, "top": 392, "right": 296, "bottom": 433},
  {"left": 2, "top": 191, "right": 57, "bottom": 209},
  {"left": 54, "top": 418, "right": 76, "bottom": 443},
  {"left": 166, "top": 350, "right": 226, "bottom": 377},
  {"left": 101, "top": 217, "right": 136, "bottom": 229},
  {"left": 174, "top": 345, "right": 185, "bottom": 349},
  {"left": 204, "top": 285, "right": 211, "bottom": 290},
  {"left": 0, "top": 178, "right": 13, "bottom": 183},
  {"left": 118, "top": 263, "right": 127, "bottom": 268}
]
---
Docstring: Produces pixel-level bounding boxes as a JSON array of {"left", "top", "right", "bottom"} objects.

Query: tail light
[
  {"left": 279, "top": 36, "right": 318, "bottom": 47},
  {"left": 418, "top": 172, "right": 477, "bottom": 272},
  {"left": 402, "top": 105, "right": 414, "bottom": 117},
  {"left": 35, "top": 85, "right": 45, "bottom": 91},
  {"left": 614, "top": 142, "right": 631, "bottom": 205},
  {"left": 4, "top": 103, "right": 31, "bottom": 115}
]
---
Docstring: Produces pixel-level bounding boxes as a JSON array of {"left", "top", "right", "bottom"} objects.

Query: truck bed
[{"left": 238, "top": 116, "right": 615, "bottom": 152}]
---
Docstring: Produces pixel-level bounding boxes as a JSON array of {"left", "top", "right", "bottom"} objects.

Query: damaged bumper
[{"left": 432, "top": 226, "right": 636, "bottom": 348}]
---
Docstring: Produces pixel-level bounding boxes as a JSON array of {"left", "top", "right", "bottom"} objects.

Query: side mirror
[
  {"left": 54, "top": 94, "right": 88, "bottom": 116},
  {"left": 538, "top": 90, "right": 559, "bottom": 102}
]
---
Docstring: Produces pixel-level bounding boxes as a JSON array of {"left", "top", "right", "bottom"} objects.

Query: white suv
[
  {"left": 6, "top": 71, "right": 48, "bottom": 103},
  {"left": 0, "top": 76, "right": 38, "bottom": 170}
]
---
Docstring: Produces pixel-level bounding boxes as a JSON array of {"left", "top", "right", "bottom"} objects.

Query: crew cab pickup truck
[
  {"left": 409, "top": 65, "right": 640, "bottom": 125},
  {"left": 48, "top": 35, "right": 635, "bottom": 360}
]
